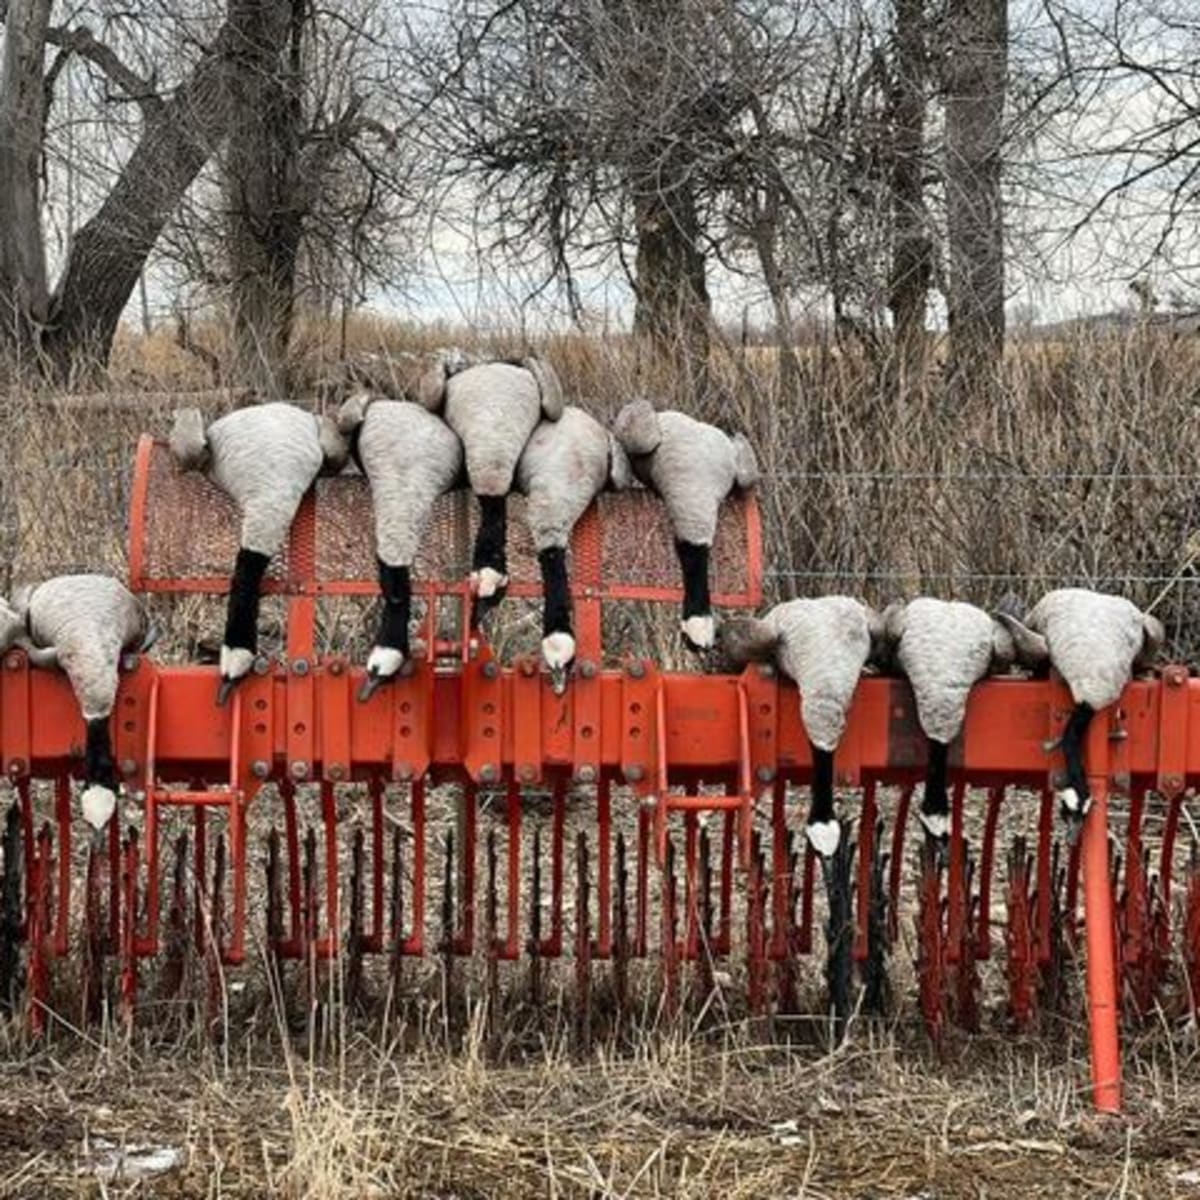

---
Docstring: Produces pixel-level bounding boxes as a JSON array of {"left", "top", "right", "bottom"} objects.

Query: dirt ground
[{"left": 3, "top": 966, "right": 1200, "bottom": 1200}]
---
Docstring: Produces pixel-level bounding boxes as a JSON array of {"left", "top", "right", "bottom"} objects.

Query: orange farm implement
[{"left": 0, "top": 434, "right": 1198, "bottom": 1116}]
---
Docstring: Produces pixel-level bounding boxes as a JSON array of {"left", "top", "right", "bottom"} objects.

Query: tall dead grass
[{"left": 8, "top": 322, "right": 1200, "bottom": 660}]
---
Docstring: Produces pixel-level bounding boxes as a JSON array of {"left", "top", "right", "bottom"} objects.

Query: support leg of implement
[{"left": 1083, "top": 738, "right": 1121, "bottom": 1113}]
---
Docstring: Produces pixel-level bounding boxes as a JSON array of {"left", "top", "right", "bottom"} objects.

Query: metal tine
[
  {"left": 346, "top": 828, "right": 365, "bottom": 1013},
  {"left": 887, "top": 785, "right": 913, "bottom": 948},
  {"left": 613, "top": 831, "right": 628, "bottom": 1023},
  {"left": 266, "top": 828, "right": 283, "bottom": 998},
  {"left": 1183, "top": 840, "right": 1200, "bottom": 1024},
  {"left": 574, "top": 831, "right": 591, "bottom": 1055},
  {"left": 746, "top": 830, "right": 766, "bottom": 1019},
  {"left": 862, "top": 817, "right": 891, "bottom": 1019},
  {"left": 695, "top": 824, "right": 715, "bottom": 1009},
  {"left": 439, "top": 829, "right": 455, "bottom": 1046},
  {"left": 388, "top": 824, "right": 404, "bottom": 998},
  {"left": 952, "top": 851, "right": 980, "bottom": 1033},
  {"left": 916, "top": 835, "right": 944, "bottom": 1047},
  {"left": 159, "top": 832, "right": 189, "bottom": 1002},
  {"left": 529, "top": 825, "right": 542, "bottom": 1012},
  {"left": 81, "top": 835, "right": 106, "bottom": 1026},
  {"left": 1005, "top": 834, "right": 1036, "bottom": 1030},
  {"left": 0, "top": 802, "right": 24, "bottom": 1017},
  {"left": 635, "top": 807, "right": 649, "bottom": 958},
  {"left": 119, "top": 826, "right": 139, "bottom": 1033},
  {"left": 28, "top": 823, "right": 54, "bottom": 1038},
  {"left": 485, "top": 827, "right": 499, "bottom": 1044},
  {"left": 775, "top": 828, "right": 799, "bottom": 1018},
  {"left": 302, "top": 827, "right": 319, "bottom": 1034},
  {"left": 976, "top": 785, "right": 1006, "bottom": 961},
  {"left": 208, "top": 832, "right": 227, "bottom": 1041},
  {"left": 661, "top": 835, "right": 679, "bottom": 1022}
]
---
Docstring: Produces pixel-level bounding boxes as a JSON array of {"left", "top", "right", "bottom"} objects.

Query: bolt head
[
  {"left": 292, "top": 658, "right": 310, "bottom": 677},
  {"left": 328, "top": 763, "right": 346, "bottom": 782},
  {"left": 576, "top": 764, "right": 597, "bottom": 784},
  {"left": 253, "top": 655, "right": 270, "bottom": 676},
  {"left": 756, "top": 765, "right": 775, "bottom": 784},
  {"left": 1167, "top": 665, "right": 1187, "bottom": 687},
  {"left": 121, "top": 759, "right": 137, "bottom": 778},
  {"left": 625, "top": 764, "right": 644, "bottom": 783},
  {"left": 758, "top": 663, "right": 775, "bottom": 679},
  {"left": 7, "top": 758, "right": 24, "bottom": 776},
  {"left": 579, "top": 660, "right": 597, "bottom": 680},
  {"left": 5, "top": 653, "right": 22, "bottom": 671},
  {"left": 628, "top": 661, "right": 645, "bottom": 680},
  {"left": 120, "top": 653, "right": 139, "bottom": 673},
  {"left": 394, "top": 761, "right": 413, "bottom": 781},
  {"left": 329, "top": 660, "right": 344, "bottom": 677},
  {"left": 482, "top": 660, "right": 499, "bottom": 680},
  {"left": 252, "top": 759, "right": 270, "bottom": 779},
  {"left": 479, "top": 762, "right": 499, "bottom": 783},
  {"left": 519, "top": 764, "right": 536, "bottom": 783},
  {"left": 290, "top": 760, "right": 309, "bottom": 781}
]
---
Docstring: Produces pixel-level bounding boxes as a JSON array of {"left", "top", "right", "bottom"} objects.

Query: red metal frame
[{"left": 8, "top": 432, "right": 1199, "bottom": 1117}]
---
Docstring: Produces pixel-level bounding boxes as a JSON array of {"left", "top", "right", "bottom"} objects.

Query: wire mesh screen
[{"left": 133, "top": 439, "right": 759, "bottom": 601}]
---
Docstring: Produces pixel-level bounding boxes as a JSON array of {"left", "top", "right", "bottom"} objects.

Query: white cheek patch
[
  {"left": 541, "top": 632, "right": 576, "bottom": 670},
  {"left": 472, "top": 567, "right": 508, "bottom": 599},
  {"left": 81, "top": 784, "right": 117, "bottom": 832},
  {"left": 919, "top": 811, "right": 951, "bottom": 841},
  {"left": 220, "top": 645, "right": 256, "bottom": 681},
  {"left": 1058, "top": 787, "right": 1090, "bottom": 817},
  {"left": 367, "top": 646, "right": 405, "bottom": 678},
  {"left": 681, "top": 615, "right": 715, "bottom": 649},
  {"left": 806, "top": 818, "right": 841, "bottom": 858}
]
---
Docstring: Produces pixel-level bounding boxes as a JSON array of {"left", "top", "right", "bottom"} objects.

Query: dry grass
[{"left": 4, "top": 322, "right": 1200, "bottom": 1196}]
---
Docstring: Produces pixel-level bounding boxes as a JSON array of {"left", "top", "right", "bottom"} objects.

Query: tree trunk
[
  {"left": 888, "top": 0, "right": 932, "bottom": 394},
  {"left": 41, "top": 1, "right": 266, "bottom": 384},
  {"left": 0, "top": 0, "right": 52, "bottom": 370},
  {"left": 224, "top": 0, "right": 306, "bottom": 398},
  {"left": 632, "top": 180, "right": 711, "bottom": 401},
  {"left": 943, "top": 0, "right": 1007, "bottom": 398}
]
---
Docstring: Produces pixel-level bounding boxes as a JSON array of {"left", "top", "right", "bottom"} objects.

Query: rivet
[
  {"left": 579, "top": 660, "right": 597, "bottom": 680},
  {"left": 480, "top": 762, "right": 499, "bottom": 783},
  {"left": 7, "top": 758, "right": 24, "bottom": 776},
  {"left": 329, "top": 660, "right": 344, "bottom": 677},
  {"left": 121, "top": 759, "right": 137, "bottom": 777},
  {"left": 519, "top": 764, "right": 536, "bottom": 783},
  {"left": 328, "top": 763, "right": 346, "bottom": 782},
  {"left": 293, "top": 658, "right": 310, "bottom": 677},
  {"left": 576, "top": 764, "right": 597, "bottom": 784},
  {"left": 252, "top": 760, "right": 270, "bottom": 779},
  {"left": 253, "top": 655, "right": 270, "bottom": 676},
  {"left": 639, "top": 794, "right": 657, "bottom": 811},
  {"left": 756, "top": 765, "right": 775, "bottom": 783},
  {"left": 625, "top": 764, "right": 644, "bottom": 783},
  {"left": 5, "top": 653, "right": 22, "bottom": 671},
  {"left": 482, "top": 660, "right": 499, "bottom": 680},
  {"left": 628, "top": 661, "right": 645, "bottom": 680},
  {"left": 394, "top": 761, "right": 413, "bottom": 781},
  {"left": 290, "top": 760, "right": 309, "bottom": 781}
]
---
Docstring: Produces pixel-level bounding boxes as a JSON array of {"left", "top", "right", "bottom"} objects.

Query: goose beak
[
  {"left": 358, "top": 671, "right": 386, "bottom": 703},
  {"left": 216, "top": 676, "right": 238, "bottom": 707},
  {"left": 549, "top": 663, "right": 569, "bottom": 696}
]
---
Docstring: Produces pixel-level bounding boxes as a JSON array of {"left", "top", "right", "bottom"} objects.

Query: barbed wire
[{"left": 764, "top": 568, "right": 1200, "bottom": 585}]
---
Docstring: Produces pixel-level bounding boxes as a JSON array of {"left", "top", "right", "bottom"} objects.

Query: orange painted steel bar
[{"left": 8, "top": 432, "right": 1189, "bottom": 1116}]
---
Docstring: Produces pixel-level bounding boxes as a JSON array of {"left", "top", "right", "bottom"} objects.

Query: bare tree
[
  {"left": 888, "top": 0, "right": 931, "bottom": 389},
  {"left": 943, "top": 0, "right": 1007, "bottom": 393}
]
